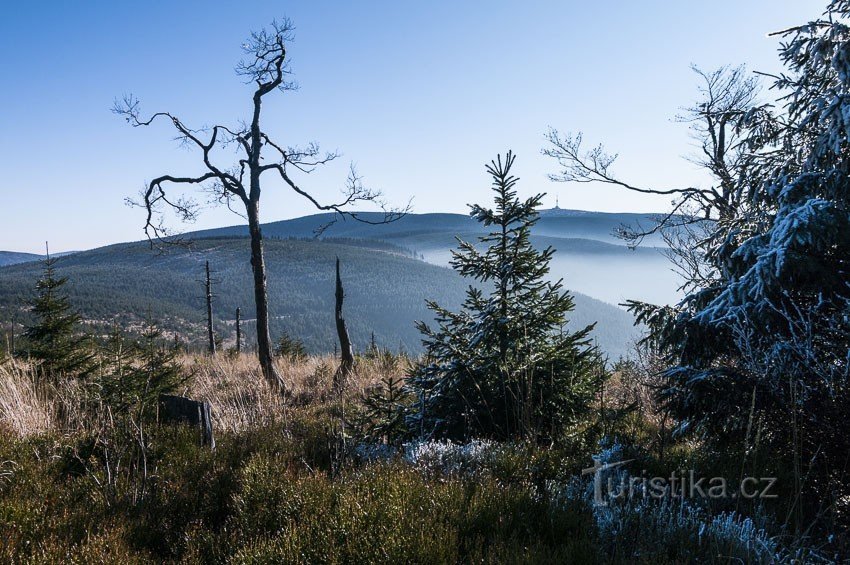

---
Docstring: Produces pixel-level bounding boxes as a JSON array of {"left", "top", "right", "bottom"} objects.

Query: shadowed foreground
[{"left": 0, "top": 355, "right": 831, "bottom": 563}]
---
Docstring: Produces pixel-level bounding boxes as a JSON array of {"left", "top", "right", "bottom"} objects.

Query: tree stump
[{"left": 159, "top": 394, "right": 215, "bottom": 449}]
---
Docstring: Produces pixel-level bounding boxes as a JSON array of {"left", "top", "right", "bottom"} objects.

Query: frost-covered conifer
[{"left": 625, "top": 2, "right": 850, "bottom": 532}]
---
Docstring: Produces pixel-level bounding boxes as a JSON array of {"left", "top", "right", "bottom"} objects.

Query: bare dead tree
[
  {"left": 334, "top": 257, "right": 354, "bottom": 391},
  {"left": 114, "top": 19, "right": 407, "bottom": 391},
  {"left": 6, "top": 311, "right": 16, "bottom": 357}
]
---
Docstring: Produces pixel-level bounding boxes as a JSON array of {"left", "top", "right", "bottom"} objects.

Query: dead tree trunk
[
  {"left": 334, "top": 257, "right": 354, "bottom": 390},
  {"left": 7, "top": 314, "right": 16, "bottom": 356},
  {"left": 235, "top": 307, "right": 242, "bottom": 354},
  {"left": 248, "top": 200, "right": 284, "bottom": 391},
  {"left": 205, "top": 261, "right": 216, "bottom": 355}
]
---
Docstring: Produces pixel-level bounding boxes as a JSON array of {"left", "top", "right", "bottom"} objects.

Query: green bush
[
  {"left": 0, "top": 421, "right": 601, "bottom": 563},
  {"left": 224, "top": 459, "right": 594, "bottom": 564},
  {"left": 0, "top": 379, "right": 838, "bottom": 563}
]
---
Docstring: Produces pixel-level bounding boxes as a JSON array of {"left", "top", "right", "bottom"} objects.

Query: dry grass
[
  {"left": 0, "top": 358, "right": 92, "bottom": 435},
  {"left": 0, "top": 359, "right": 54, "bottom": 435},
  {"left": 187, "top": 353, "right": 407, "bottom": 432},
  {"left": 0, "top": 353, "right": 409, "bottom": 437}
]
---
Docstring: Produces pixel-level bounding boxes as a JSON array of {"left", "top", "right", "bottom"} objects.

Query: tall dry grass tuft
[
  {"left": 0, "top": 360, "right": 52, "bottom": 435},
  {"left": 0, "top": 358, "right": 88, "bottom": 436},
  {"left": 186, "top": 354, "right": 286, "bottom": 433},
  {"left": 185, "top": 353, "right": 408, "bottom": 432},
  {"left": 0, "top": 353, "right": 410, "bottom": 437}
]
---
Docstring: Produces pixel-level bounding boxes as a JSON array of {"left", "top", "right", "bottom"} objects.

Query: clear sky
[{"left": 0, "top": 1, "right": 822, "bottom": 253}]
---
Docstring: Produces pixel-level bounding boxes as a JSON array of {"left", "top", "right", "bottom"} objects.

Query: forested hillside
[{"left": 0, "top": 236, "right": 640, "bottom": 358}]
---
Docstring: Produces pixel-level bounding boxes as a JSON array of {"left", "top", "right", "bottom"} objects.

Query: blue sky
[{"left": 0, "top": 1, "right": 821, "bottom": 253}]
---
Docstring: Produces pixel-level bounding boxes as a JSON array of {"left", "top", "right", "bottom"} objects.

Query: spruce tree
[
  {"left": 358, "top": 374, "right": 410, "bottom": 443},
  {"left": 24, "top": 254, "right": 93, "bottom": 378},
  {"left": 409, "top": 152, "right": 604, "bottom": 442},
  {"left": 130, "top": 323, "right": 186, "bottom": 417},
  {"left": 275, "top": 331, "right": 307, "bottom": 361},
  {"left": 94, "top": 324, "right": 184, "bottom": 418},
  {"left": 94, "top": 328, "right": 139, "bottom": 416}
]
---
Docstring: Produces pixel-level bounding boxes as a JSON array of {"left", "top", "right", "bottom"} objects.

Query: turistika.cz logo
[{"left": 582, "top": 458, "right": 778, "bottom": 506}]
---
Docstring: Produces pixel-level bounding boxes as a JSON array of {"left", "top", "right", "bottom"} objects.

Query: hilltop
[
  {"left": 0, "top": 251, "right": 41, "bottom": 267},
  {"left": 188, "top": 209, "right": 683, "bottom": 306}
]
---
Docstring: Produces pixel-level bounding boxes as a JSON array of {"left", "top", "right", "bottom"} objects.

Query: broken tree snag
[
  {"left": 205, "top": 261, "right": 216, "bottom": 355},
  {"left": 235, "top": 307, "right": 242, "bottom": 354},
  {"left": 334, "top": 257, "right": 354, "bottom": 391},
  {"left": 159, "top": 394, "right": 215, "bottom": 449}
]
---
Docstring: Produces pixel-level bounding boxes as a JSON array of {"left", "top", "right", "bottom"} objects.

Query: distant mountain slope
[
  {"left": 190, "top": 209, "right": 667, "bottom": 245},
  {"left": 189, "top": 210, "right": 683, "bottom": 306},
  {"left": 0, "top": 251, "right": 41, "bottom": 267},
  {"left": 0, "top": 237, "right": 641, "bottom": 359}
]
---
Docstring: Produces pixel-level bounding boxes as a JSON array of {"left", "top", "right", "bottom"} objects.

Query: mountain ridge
[{"left": 181, "top": 209, "right": 681, "bottom": 306}]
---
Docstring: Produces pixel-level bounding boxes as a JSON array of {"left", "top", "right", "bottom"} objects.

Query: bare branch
[
  {"left": 113, "top": 96, "right": 251, "bottom": 241},
  {"left": 266, "top": 162, "right": 410, "bottom": 234},
  {"left": 544, "top": 65, "right": 782, "bottom": 254},
  {"left": 235, "top": 19, "right": 297, "bottom": 93},
  {"left": 124, "top": 174, "right": 214, "bottom": 241},
  {"left": 543, "top": 128, "right": 713, "bottom": 198},
  {"left": 259, "top": 136, "right": 340, "bottom": 173},
  {"left": 616, "top": 196, "right": 698, "bottom": 249}
]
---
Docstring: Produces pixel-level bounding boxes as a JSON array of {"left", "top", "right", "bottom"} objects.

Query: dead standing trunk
[
  {"left": 247, "top": 198, "right": 283, "bottom": 390},
  {"left": 245, "top": 76, "right": 286, "bottom": 392},
  {"left": 334, "top": 257, "right": 354, "bottom": 390},
  {"left": 235, "top": 307, "right": 242, "bottom": 354},
  {"left": 205, "top": 261, "right": 216, "bottom": 355}
]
